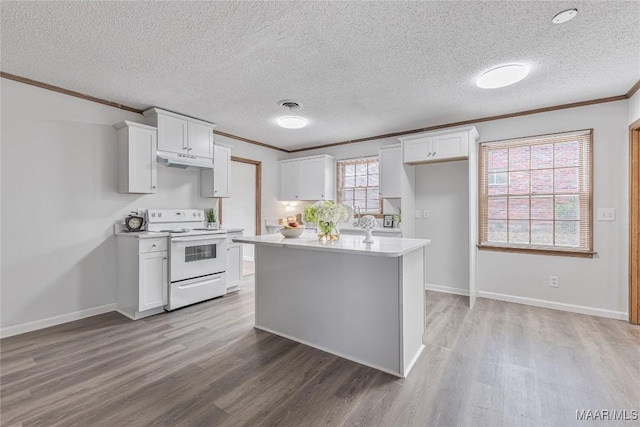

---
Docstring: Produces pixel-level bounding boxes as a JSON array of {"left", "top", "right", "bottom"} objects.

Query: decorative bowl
[{"left": 280, "top": 227, "right": 304, "bottom": 238}]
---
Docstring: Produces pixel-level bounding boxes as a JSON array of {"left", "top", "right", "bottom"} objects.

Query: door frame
[
  {"left": 218, "top": 156, "right": 262, "bottom": 236},
  {"left": 630, "top": 118, "right": 640, "bottom": 324}
]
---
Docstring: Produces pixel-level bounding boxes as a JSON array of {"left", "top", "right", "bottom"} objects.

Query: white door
[
  {"left": 213, "top": 145, "right": 231, "bottom": 197},
  {"left": 379, "top": 145, "right": 401, "bottom": 198},
  {"left": 157, "top": 114, "right": 188, "bottom": 154},
  {"left": 130, "top": 126, "right": 157, "bottom": 193},
  {"left": 227, "top": 245, "right": 241, "bottom": 288},
  {"left": 432, "top": 133, "right": 469, "bottom": 160},
  {"left": 188, "top": 121, "right": 214, "bottom": 159},
  {"left": 298, "top": 158, "right": 326, "bottom": 200},
  {"left": 222, "top": 161, "right": 256, "bottom": 262},
  {"left": 280, "top": 161, "right": 300, "bottom": 200},
  {"left": 403, "top": 137, "right": 431, "bottom": 163},
  {"left": 138, "top": 252, "right": 168, "bottom": 312}
]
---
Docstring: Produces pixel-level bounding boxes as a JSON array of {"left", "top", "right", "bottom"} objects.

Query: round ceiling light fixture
[
  {"left": 552, "top": 8, "right": 578, "bottom": 24},
  {"left": 276, "top": 100, "right": 308, "bottom": 129},
  {"left": 476, "top": 64, "right": 529, "bottom": 89},
  {"left": 277, "top": 116, "right": 308, "bottom": 129}
]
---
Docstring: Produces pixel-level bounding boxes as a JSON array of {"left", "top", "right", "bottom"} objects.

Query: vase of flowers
[{"left": 303, "top": 201, "right": 353, "bottom": 241}]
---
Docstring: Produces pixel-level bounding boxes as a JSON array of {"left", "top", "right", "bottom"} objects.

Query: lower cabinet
[
  {"left": 117, "top": 236, "right": 168, "bottom": 319},
  {"left": 226, "top": 231, "right": 243, "bottom": 293}
]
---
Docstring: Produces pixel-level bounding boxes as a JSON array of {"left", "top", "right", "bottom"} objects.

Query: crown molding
[{"left": 3, "top": 72, "right": 637, "bottom": 155}]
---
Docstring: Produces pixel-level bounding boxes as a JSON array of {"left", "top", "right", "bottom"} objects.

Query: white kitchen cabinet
[
  {"left": 200, "top": 143, "right": 231, "bottom": 198},
  {"left": 279, "top": 155, "right": 335, "bottom": 201},
  {"left": 400, "top": 127, "right": 477, "bottom": 165},
  {"left": 116, "top": 236, "right": 168, "bottom": 320},
  {"left": 378, "top": 144, "right": 401, "bottom": 198},
  {"left": 114, "top": 121, "right": 158, "bottom": 194},
  {"left": 226, "top": 231, "right": 243, "bottom": 292},
  {"left": 143, "top": 108, "right": 215, "bottom": 159}
]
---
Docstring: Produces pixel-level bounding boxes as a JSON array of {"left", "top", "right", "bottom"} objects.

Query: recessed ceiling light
[
  {"left": 552, "top": 9, "right": 578, "bottom": 24},
  {"left": 277, "top": 116, "right": 308, "bottom": 129},
  {"left": 476, "top": 64, "right": 529, "bottom": 89}
]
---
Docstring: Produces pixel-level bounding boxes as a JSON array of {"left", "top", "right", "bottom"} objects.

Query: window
[
  {"left": 337, "top": 157, "right": 381, "bottom": 214},
  {"left": 479, "top": 129, "right": 593, "bottom": 256}
]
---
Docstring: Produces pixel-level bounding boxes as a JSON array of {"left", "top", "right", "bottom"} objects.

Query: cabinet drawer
[{"left": 139, "top": 238, "right": 168, "bottom": 253}]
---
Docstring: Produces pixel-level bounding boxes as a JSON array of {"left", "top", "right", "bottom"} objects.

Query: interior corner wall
[
  {"left": 475, "top": 100, "right": 629, "bottom": 319},
  {"left": 0, "top": 79, "right": 286, "bottom": 335},
  {"left": 630, "top": 90, "right": 640, "bottom": 125}
]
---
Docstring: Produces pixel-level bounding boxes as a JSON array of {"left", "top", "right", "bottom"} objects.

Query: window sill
[{"left": 477, "top": 245, "right": 596, "bottom": 258}]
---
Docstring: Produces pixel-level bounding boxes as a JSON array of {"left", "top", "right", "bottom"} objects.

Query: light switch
[
  {"left": 423, "top": 210, "right": 430, "bottom": 219},
  {"left": 415, "top": 210, "right": 421, "bottom": 219},
  {"left": 597, "top": 208, "right": 616, "bottom": 221}
]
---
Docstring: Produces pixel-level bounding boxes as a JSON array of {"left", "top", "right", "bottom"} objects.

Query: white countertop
[
  {"left": 115, "top": 230, "right": 170, "bottom": 239},
  {"left": 265, "top": 223, "right": 401, "bottom": 234},
  {"left": 234, "top": 234, "right": 429, "bottom": 257}
]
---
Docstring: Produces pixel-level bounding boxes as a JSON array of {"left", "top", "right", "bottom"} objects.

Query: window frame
[
  {"left": 336, "top": 156, "right": 383, "bottom": 217},
  {"left": 478, "top": 129, "right": 595, "bottom": 258}
]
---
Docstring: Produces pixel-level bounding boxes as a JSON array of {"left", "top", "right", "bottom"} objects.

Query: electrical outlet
[
  {"left": 415, "top": 210, "right": 421, "bottom": 219},
  {"left": 550, "top": 276, "right": 559, "bottom": 288},
  {"left": 423, "top": 210, "right": 430, "bottom": 219}
]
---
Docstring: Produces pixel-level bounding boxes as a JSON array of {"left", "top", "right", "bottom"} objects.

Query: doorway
[
  {"left": 630, "top": 119, "right": 640, "bottom": 324},
  {"left": 221, "top": 156, "right": 262, "bottom": 278}
]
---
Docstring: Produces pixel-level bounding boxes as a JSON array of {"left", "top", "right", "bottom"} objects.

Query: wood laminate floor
[{"left": 1, "top": 281, "right": 639, "bottom": 427}]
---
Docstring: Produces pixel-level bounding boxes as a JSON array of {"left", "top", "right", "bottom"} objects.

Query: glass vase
[{"left": 317, "top": 221, "right": 340, "bottom": 241}]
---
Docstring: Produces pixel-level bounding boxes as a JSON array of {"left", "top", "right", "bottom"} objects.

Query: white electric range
[{"left": 147, "top": 209, "right": 227, "bottom": 311}]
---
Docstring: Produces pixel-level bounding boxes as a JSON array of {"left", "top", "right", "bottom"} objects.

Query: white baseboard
[
  {"left": 0, "top": 303, "right": 116, "bottom": 339},
  {"left": 478, "top": 291, "right": 628, "bottom": 321},
  {"left": 424, "top": 283, "right": 470, "bottom": 296}
]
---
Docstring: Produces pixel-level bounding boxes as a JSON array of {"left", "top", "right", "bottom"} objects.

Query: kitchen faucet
[{"left": 353, "top": 205, "right": 361, "bottom": 227}]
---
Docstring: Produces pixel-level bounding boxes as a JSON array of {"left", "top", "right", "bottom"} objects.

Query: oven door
[{"left": 170, "top": 235, "right": 227, "bottom": 282}]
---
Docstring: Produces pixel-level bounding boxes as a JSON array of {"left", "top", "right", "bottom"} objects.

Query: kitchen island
[{"left": 234, "top": 233, "right": 430, "bottom": 378}]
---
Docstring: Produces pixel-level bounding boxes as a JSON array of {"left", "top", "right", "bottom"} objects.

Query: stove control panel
[{"left": 147, "top": 209, "right": 203, "bottom": 223}]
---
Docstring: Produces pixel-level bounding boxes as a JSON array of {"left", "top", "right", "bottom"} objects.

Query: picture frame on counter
[{"left": 383, "top": 215, "right": 393, "bottom": 228}]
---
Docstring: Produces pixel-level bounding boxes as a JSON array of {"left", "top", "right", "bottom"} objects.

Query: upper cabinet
[
  {"left": 279, "top": 155, "right": 335, "bottom": 201},
  {"left": 400, "top": 126, "right": 479, "bottom": 165},
  {"left": 378, "top": 144, "right": 401, "bottom": 198},
  {"left": 201, "top": 143, "right": 231, "bottom": 198},
  {"left": 114, "top": 121, "right": 158, "bottom": 194},
  {"left": 143, "top": 108, "right": 215, "bottom": 160}
]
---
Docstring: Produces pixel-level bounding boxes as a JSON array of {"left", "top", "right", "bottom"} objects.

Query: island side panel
[
  {"left": 254, "top": 245, "right": 401, "bottom": 376},
  {"left": 400, "top": 246, "right": 426, "bottom": 377}
]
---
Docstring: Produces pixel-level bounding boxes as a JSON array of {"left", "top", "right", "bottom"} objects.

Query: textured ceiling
[{"left": 1, "top": 1, "right": 639, "bottom": 150}]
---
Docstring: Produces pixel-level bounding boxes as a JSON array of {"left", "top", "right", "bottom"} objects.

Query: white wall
[
  {"left": 475, "top": 100, "right": 629, "bottom": 319},
  {"left": 630, "top": 90, "right": 640, "bottom": 125},
  {"left": 222, "top": 161, "right": 256, "bottom": 260},
  {"left": 291, "top": 100, "right": 631, "bottom": 319},
  {"left": 0, "top": 79, "right": 286, "bottom": 334}
]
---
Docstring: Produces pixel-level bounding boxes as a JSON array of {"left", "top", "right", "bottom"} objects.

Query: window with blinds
[
  {"left": 336, "top": 157, "right": 382, "bottom": 214},
  {"left": 479, "top": 129, "right": 593, "bottom": 255}
]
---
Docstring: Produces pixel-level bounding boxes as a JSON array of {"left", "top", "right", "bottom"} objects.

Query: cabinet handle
[
  {"left": 152, "top": 185, "right": 157, "bottom": 189},
  {"left": 152, "top": 244, "right": 157, "bottom": 247},
  {"left": 163, "top": 256, "right": 168, "bottom": 260},
  {"left": 321, "top": 194, "right": 324, "bottom": 198}
]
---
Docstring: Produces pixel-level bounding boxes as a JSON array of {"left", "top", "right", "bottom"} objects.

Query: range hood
[{"left": 157, "top": 151, "right": 213, "bottom": 169}]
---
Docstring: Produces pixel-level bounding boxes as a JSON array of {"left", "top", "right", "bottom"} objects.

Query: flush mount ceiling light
[
  {"left": 552, "top": 8, "right": 578, "bottom": 24},
  {"left": 276, "top": 100, "right": 308, "bottom": 129},
  {"left": 476, "top": 64, "right": 529, "bottom": 89}
]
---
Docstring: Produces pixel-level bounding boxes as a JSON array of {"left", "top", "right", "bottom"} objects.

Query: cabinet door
[
  {"left": 188, "top": 121, "right": 214, "bottom": 159},
  {"left": 158, "top": 114, "right": 188, "bottom": 154},
  {"left": 138, "top": 252, "right": 168, "bottom": 312},
  {"left": 280, "top": 161, "right": 300, "bottom": 200},
  {"left": 226, "top": 244, "right": 241, "bottom": 289},
  {"left": 403, "top": 137, "right": 432, "bottom": 164},
  {"left": 432, "top": 132, "right": 469, "bottom": 160},
  {"left": 213, "top": 144, "right": 231, "bottom": 197},
  {"left": 379, "top": 145, "right": 401, "bottom": 198},
  {"left": 298, "top": 158, "right": 327, "bottom": 200}
]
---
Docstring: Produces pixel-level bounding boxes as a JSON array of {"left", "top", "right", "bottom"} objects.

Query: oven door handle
[{"left": 171, "top": 235, "right": 227, "bottom": 243}]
